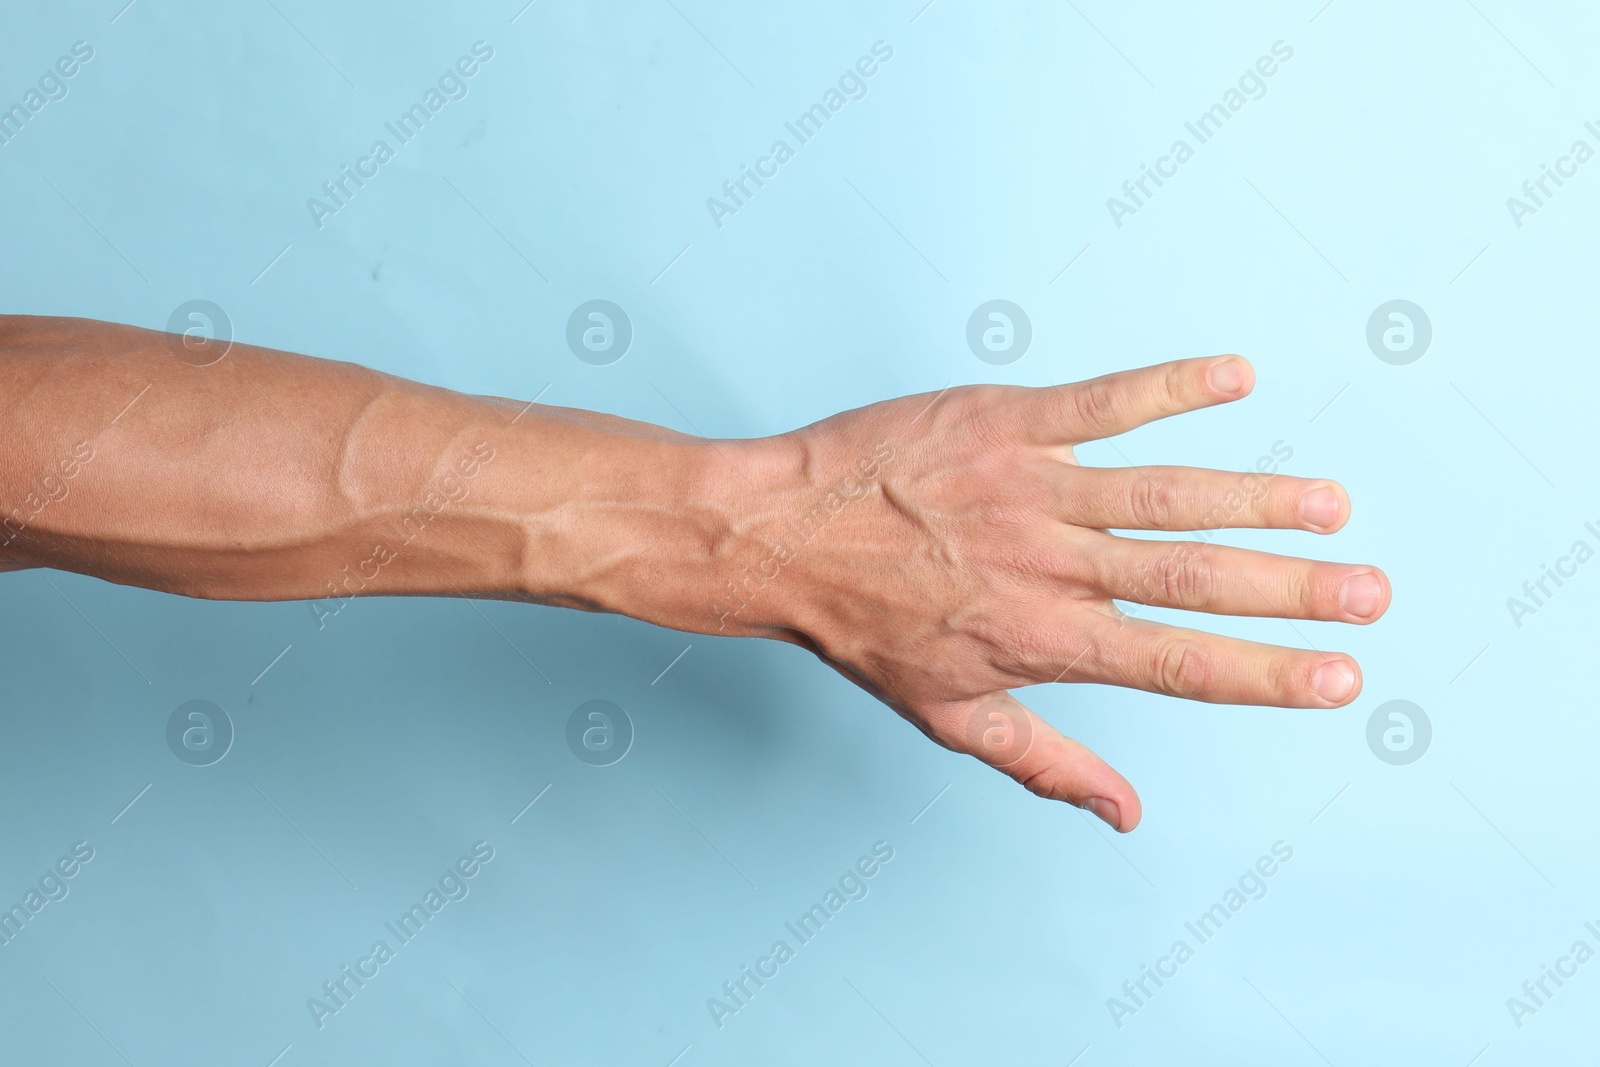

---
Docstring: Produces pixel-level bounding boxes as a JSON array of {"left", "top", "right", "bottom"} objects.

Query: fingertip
[
  {"left": 1370, "top": 569, "right": 1392, "bottom": 620},
  {"left": 1114, "top": 790, "right": 1143, "bottom": 832},
  {"left": 1081, "top": 783, "right": 1145, "bottom": 831},
  {"left": 1339, "top": 567, "right": 1391, "bottom": 623},
  {"left": 1347, "top": 659, "right": 1365, "bottom": 702},
  {"left": 1311, "top": 655, "right": 1362, "bottom": 706},
  {"left": 1299, "top": 481, "right": 1350, "bottom": 533},
  {"left": 1083, "top": 797, "right": 1120, "bottom": 828},
  {"left": 1205, "top": 355, "right": 1254, "bottom": 400}
]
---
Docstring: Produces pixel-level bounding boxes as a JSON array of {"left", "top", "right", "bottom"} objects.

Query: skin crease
[{"left": 0, "top": 316, "right": 1390, "bottom": 832}]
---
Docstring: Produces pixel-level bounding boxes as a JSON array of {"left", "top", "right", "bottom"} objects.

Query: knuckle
[
  {"left": 1069, "top": 379, "right": 1121, "bottom": 433},
  {"left": 1283, "top": 567, "right": 1321, "bottom": 616},
  {"left": 1266, "top": 652, "right": 1307, "bottom": 701},
  {"left": 1152, "top": 636, "right": 1210, "bottom": 698},
  {"left": 1163, "top": 362, "right": 1193, "bottom": 407},
  {"left": 989, "top": 617, "right": 1046, "bottom": 676},
  {"left": 1154, "top": 544, "right": 1212, "bottom": 608},
  {"left": 953, "top": 389, "right": 1001, "bottom": 435},
  {"left": 1018, "top": 762, "right": 1073, "bottom": 802},
  {"left": 1253, "top": 475, "right": 1292, "bottom": 526},
  {"left": 1127, "top": 476, "right": 1173, "bottom": 528},
  {"left": 925, "top": 386, "right": 994, "bottom": 442}
]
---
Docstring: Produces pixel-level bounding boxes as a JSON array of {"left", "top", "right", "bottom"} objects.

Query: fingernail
[
  {"left": 1312, "top": 660, "right": 1357, "bottom": 703},
  {"left": 1339, "top": 572, "right": 1384, "bottom": 619},
  {"left": 1300, "top": 486, "right": 1341, "bottom": 529},
  {"left": 1207, "top": 358, "right": 1245, "bottom": 395},
  {"left": 1083, "top": 797, "right": 1121, "bottom": 829}
]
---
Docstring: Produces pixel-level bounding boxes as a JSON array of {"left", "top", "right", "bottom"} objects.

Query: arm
[
  {"left": 0, "top": 315, "right": 1389, "bottom": 831},
  {"left": 0, "top": 315, "right": 729, "bottom": 616}
]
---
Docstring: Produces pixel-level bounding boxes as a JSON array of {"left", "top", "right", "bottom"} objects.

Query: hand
[{"left": 743, "top": 356, "right": 1388, "bottom": 832}]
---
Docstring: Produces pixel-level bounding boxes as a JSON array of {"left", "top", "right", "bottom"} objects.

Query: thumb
[{"left": 956, "top": 692, "right": 1142, "bottom": 832}]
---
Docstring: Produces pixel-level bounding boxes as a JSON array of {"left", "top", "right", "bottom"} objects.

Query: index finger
[{"left": 1020, "top": 355, "right": 1255, "bottom": 445}]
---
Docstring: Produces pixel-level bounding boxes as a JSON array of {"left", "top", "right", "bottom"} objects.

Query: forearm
[{"left": 0, "top": 315, "right": 780, "bottom": 635}]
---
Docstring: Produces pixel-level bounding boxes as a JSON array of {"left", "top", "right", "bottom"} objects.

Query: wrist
[
  {"left": 663, "top": 423, "right": 898, "bottom": 647},
  {"left": 504, "top": 414, "right": 809, "bottom": 639}
]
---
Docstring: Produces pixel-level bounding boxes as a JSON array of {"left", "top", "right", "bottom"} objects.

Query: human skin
[{"left": 0, "top": 315, "right": 1389, "bottom": 831}]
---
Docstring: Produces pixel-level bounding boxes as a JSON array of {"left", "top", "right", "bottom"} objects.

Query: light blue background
[{"left": 2, "top": 1, "right": 1595, "bottom": 1064}]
